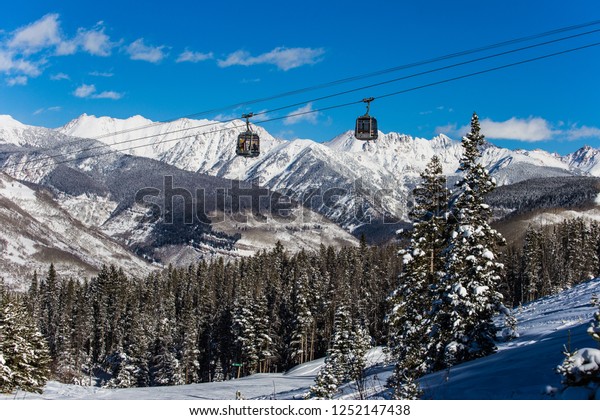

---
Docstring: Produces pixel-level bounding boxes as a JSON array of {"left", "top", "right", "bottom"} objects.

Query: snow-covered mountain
[
  {"left": 2, "top": 114, "right": 599, "bottom": 246},
  {"left": 0, "top": 122, "right": 358, "bottom": 277},
  {"left": 564, "top": 145, "right": 600, "bottom": 176},
  {"left": 0, "top": 114, "right": 61, "bottom": 147},
  {"left": 53, "top": 114, "right": 595, "bottom": 233},
  {"left": 0, "top": 172, "right": 154, "bottom": 285}
]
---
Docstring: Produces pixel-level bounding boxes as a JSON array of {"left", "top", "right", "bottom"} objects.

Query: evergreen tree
[
  {"left": 0, "top": 294, "right": 51, "bottom": 394},
  {"left": 289, "top": 256, "right": 315, "bottom": 366},
  {"left": 429, "top": 112, "right": 507, "bottom": 369},
  {"left": 307, "top": 300, "right": 371, "bottom": 399},
  {"left": 39, "top": 264, "right": 60, "bottom": 360},
  {"left": 556, "top": 294, "right": 600, "bottom": 398},
  {"left": 387, "top": 155, "right": 449, "bottom": 399}
]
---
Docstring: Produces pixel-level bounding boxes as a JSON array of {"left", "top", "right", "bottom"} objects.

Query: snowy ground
[{"left": 2, "top": 279, "right": 599, "bottom": 401}]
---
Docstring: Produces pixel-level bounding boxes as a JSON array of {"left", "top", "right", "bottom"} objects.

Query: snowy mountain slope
[
  {"left": 2, "top": 114, "right": 599, "bottom": 243},
  {"left": 421, "top": 278, "right": 600, "bottom": 399},
  {"left": 54, "top": 115, "right": 586, "bottom": 229},
  {"left": 58, "top": 113, "right": 284, "bottom": 177},
  {"left": 565, "top": 145, "right": 600, "bottom": 177},
  {"left": 0, "top": 114, "right": 74, "bottom": 148},
  {"left": 4, "top": 278, "right": 598, "bottom": 400},
  {"left": 0, "top": 135, "right": 358, "bottom": 266},
  {"left": 0, "top": 172, "right": 154, "bottom": 286}
]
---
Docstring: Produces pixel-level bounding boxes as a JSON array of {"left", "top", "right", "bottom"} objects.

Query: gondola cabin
[
  {"left": 354, "top": 97, "right": 378, "bottom": 141},
  {"left": 236, "top": 113, "right": 260, "bottom": 157},
  {"left": 236, "top": 131, "right": 260, "bottom": 157},
  {"left": 355, "top": 115, "right": 378, "bottom": 141}
]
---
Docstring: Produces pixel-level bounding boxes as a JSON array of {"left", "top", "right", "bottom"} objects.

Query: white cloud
[
  {"left": 434, "top": 123, "right": 458, "bottom": 136},
  {"left": 6, "top": 75, "right": 27, "bottom": 86},
  {"left": 50, "top": 72, "right": 70, "bottom": 80},
  {"left": 126, "top": 38, "right": 167, "bottom": 63},
  {"left": 78, "top": 27, "right": 112, "bottom": 56},
  {"left": 435, "top": 116, "right": 600, "bottom": 143},
  {"left": 218, "top": 47, "right": 325, "bottom": 71},
  {"left": 284, "top": 103, "right": 319, "bottom": 125},
  {"left": 176, "top": 49, "right": 213, "bottom": 63},
  {"left": 480, "top": 117, "right": 556, "bottom": 141},
  {"left": 8, "top": 13, "right": 62, "bottom": 55},
  {"left": 8, "top": 15, "right": 114, "bottom": 57},
  {"left": 565, "top": 125, "right": 600, "bottom": 140},
  {"left": 73, "top": 83, "right": 122, "bottom": 99},
  {"left": 436, "top": 116, "right": 557, "bottom": 142},
  {"left": 93, "top": 90, "right": 123, "bottom": 99},
  {"left": 74, "top": 83, "right": 96, "bottom": 98},
  {"left": 33, "top": 106, "right": 61, "bottom": 115},
  {"left": 241, "top": 78, "right": 261, "bottom": 84},
  {"left": 89, "top": 71, "right": 114, "bottom": 77},
  {"left": 0, "top": 49, "right": 42, "bottom": 76}
]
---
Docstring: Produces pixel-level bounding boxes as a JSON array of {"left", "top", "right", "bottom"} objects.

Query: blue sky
[{"left": 0, "top": 0, "right": 599, "bottom": 155}]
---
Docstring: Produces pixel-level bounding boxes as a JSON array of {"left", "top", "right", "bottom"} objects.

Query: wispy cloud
[
  {"left": 176, "top": 49, "right": 213, "bottom": 63},
  {"left": 241, "top": 78, "right": 261, "bottom": 84},
  {"left": 50, "top": 72, "right": 69, "bottom": 80},
  {"left": 7, "top": 14, "right": 113, "bottom": 58},
  {"left": 284, "top": 103, "right": 319, "bottom": 125},
  {"left": 218, "top": 47, "right": 325, "bottom": 71},
  {"left": 89, "top": 70, "right": 114, "bottom": 77},
  {"left": 33, "top": 106, "right": 61, "bottom": 115},
  {"left": 126, "top": 38, "right": 167, "bottom": 63},
  {"left": 435, "top": 116, "right": 600, "bottom": 142},
  {"left": 564, "top": 125, "right": 600, "bottom": 141},
  {"left": 73, "top": 83, "right": 122, "bottom": 100},
  {"left": 0, "top": 14, "right": 115, "bottom": 82},
  {"left": 92, "top": 90, "right": 122, "bottom": 99},
  {"left": 77, "top": 25, "right": 113, "bottom": 57},
  {"left": 7, "top": 13, "right": 63, "bottom": 55},
  {"left": 0, "top": 49, "right": 43, "bottom": 77},
  {"left": 6, "top": 75, "right": 28, "bottom": 86},
  {"left": 481, "top": 117, "right": 557, "bottom": 142}
]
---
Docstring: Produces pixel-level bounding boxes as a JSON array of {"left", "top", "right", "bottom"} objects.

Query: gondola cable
[{"left": 3, "top": 37, "right": 600, "bottom": 172}]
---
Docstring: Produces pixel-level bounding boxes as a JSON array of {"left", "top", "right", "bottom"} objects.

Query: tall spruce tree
[
  {"left": 429, "top": 112, "right": 507, "bottom": 369},
  {"left": 386, "top": 155, "right": 449, "bottom": 399},
  {"left": 307, "top": 298, "right": 371, "bottom": 399},
  {"left": 0, "top": 292, "right": 51, "bottom": 394}
]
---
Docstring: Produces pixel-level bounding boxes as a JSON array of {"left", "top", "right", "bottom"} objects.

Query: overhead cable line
[
  {"left": 43, "top": 19, "right": 600, "bottom": 146},
  {"left": 7, "top": 38, "right": 600, "bottom": 174},
  {"left": 7, "top": 28, "right": 600, "bottom": 170}
]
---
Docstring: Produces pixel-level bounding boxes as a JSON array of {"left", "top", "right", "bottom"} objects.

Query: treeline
[
  {"left": 502, "top": 218, "right": 600, "bottom": 306},
  {"left": 19, "top": 242, "right": 400, "bottom": 388}
]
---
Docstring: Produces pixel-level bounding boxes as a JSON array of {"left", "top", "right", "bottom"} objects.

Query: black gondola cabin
[
  {"left": 236, "top": 113, "right": 260, "bottom": 157},
  {"left": 236, "top": 131, "right": 260, "bottom": 157},
  {"left": 354, "top": 97, "right": 378, "bottom": 141}
]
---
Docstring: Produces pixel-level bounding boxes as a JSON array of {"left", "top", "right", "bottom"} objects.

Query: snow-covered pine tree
[
  {"left": 0, "top": 292, "right": 51, "bottom": 394},
  {"left": 150, "top": 317, "right": 183, "bottom": 386},
  {"left": 429, "top": 112, "right": 507, "bottom": 369},
  {"left": 231, "top": 287, "right": 259, "bottom": 375},
  {"left": 40, "top": 264, "right": 60, "bottom": 360},
  {"left": 555, "top": 294, "right": 600, "bottom": 398},
  {"left": 386, "top": 155, "right": 449, "bottom": 399},
  {"left": 289, "top": 255, "right": 315, "bottom": 366},
  {"left": 307, "top": 298, "right": 371, "bottom": 399},
  {"left": 213, "top": 359, "right": 224, "bottom": 382}
]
